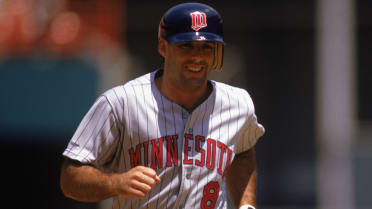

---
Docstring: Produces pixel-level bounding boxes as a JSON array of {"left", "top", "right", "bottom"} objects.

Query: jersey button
[{"left": 186, "top": 173, "right": 191, "bottom": 179}]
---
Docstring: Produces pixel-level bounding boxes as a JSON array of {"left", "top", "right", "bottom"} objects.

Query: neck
[{"left": 155, "top": 73, "right": 211, "bottom": 112}]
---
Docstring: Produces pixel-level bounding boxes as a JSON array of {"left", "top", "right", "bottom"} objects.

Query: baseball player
[{"left": 60, "top": 2, "right": 264, "bottom": 209}]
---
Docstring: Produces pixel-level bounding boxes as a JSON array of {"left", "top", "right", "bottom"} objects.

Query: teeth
[{"left": 186, "top": 66, "right": 202, "bottom": 72}]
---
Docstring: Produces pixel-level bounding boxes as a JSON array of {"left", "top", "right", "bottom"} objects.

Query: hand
[{"left": 111, "top": 166, "right": 161, "bottom": 199}]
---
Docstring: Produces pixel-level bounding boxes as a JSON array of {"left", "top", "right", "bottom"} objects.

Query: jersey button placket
[
  {"left": 183, "top": 111, "right": 196, "bottom": 208},
  {"left": 176, "top": 108, "right": 191, "bottom": 209},
  {"left": 181, "top": 109, "right": 188, "bottom": 129},
  {"left": 182, "top": 109, "right": 192, "bottom": 183}
]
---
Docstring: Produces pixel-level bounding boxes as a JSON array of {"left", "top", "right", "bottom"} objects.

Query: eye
[
  {"left": 202, "top": 43, "right": 214, "bottom": 51},
  {"left": 179, "top": 43, "right": 193, "bottom": 49}
]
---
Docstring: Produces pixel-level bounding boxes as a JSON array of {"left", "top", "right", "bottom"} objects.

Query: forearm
[
  {"left": 225, "top": 149, "right": 257, "bottom": 208},
  {"left": 60, "top": 158, "right": 116, "bottom": 202}
]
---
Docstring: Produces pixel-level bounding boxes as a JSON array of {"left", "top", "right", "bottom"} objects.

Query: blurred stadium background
[{"left": 0, "top": 0, "right": 371, "bottom": 209}]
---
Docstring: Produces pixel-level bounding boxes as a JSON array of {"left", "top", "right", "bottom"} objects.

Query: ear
[{"left": 158, "top": 38, "right": 167, "bottom": 58}]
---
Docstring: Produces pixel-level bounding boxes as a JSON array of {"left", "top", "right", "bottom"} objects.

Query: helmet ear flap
[{"left": 213, "top": 42, "right": 224, "bottom": 70}]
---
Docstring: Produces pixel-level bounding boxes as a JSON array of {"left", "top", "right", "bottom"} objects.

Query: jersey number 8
[{"left": 201, "top": 181, "right": 220, "bottom": 209}]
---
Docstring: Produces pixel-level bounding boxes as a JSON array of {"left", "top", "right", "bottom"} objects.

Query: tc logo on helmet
[{"left": 190, "top": 11, "right": 207, "bottom": 31}]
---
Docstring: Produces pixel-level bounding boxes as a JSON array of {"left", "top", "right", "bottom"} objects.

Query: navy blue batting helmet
[{"left": 158, "top": 2, "right": 224, "bottom": 70}]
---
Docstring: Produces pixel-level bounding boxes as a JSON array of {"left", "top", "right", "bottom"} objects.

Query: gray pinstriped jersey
[{"left": 63, "top": 69, "right": 265, "bottom": 209}]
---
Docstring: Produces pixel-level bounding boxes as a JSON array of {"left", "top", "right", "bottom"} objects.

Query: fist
[{"left": 111, "top": 166, "right": 161, "bottom": 199}]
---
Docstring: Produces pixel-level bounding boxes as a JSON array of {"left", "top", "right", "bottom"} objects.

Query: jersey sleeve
[
  {"left": 62, "top": 95, "right": 122, "bottom": 167},
  {"left": 235, "top": 91, "right": 265, "bottom": 154}
]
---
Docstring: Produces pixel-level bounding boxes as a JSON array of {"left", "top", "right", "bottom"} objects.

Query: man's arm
[
  {"left": 225, "top": 148, "right": 257, "bottom": 208},
  {"left": 60, "top": 157, "right": 160, "bottom": 202}
]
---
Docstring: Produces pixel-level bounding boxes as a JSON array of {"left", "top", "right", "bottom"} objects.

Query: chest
[{"left": 121, "top": 96, "right": 247, "bottom": 174}]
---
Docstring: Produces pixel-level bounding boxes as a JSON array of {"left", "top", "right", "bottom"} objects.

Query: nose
[{"left": 189, "top": 51, "right": 204, "bottom": 63}]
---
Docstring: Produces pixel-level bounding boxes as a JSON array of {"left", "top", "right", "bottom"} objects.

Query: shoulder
[
  {"left": 212, "top": 80, "right": 256, "bottom": 113},
  {"left": 213, "top": 81, "right": 254, "bottom": 103},
  {"left": 100, "top": 71, "right": 154, "bottom": 114},
  {"left": 103, "top": 72, "right": 153, "bottom": 101}
]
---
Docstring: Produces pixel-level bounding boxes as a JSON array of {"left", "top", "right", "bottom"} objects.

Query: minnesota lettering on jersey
[{"left": 128, "top": 134, "right": 233, "bottom": 177}]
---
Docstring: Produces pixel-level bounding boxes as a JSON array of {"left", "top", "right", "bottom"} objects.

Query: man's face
[{"left": 159, "top": 39, "right": 215, "bottom": 92}]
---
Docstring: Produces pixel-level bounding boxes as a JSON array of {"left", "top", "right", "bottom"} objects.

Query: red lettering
[
  {"left": 197, "top": 14, "right": 202, "bottom": 29},
  {"left": 195, "top": 135, "right": 205, "bottom": 167},
  {"left": 129, "top": 144, "right": 142, "bottom": 168},
  {"left": 217, "top": 142, "right": 228, "bottom": 175},
  {"left": 143, "top": 141, "right": 149, "bottom": 167},
  {"left": 206, "top": 138, "right": 216, "bottom": 170},
  {"left": 191, "top": 13, "right": 197, "bottom": 30},
  {"left": 191, "top": 12, "right": 207, "bottom": 31},
  {"left": 166, "top": 135, "right": 179, "bottom": 167},
  {"left": 151, "top": 137, "right": 163, "bottom": 169},
  {"left": 223, "top": 148, "right": 233, "bottom": 178},
  {"left": 183, "top": 134, "right": 193, "bottom": 164}
]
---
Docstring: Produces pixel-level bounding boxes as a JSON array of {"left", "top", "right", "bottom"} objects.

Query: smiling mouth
[{"left": 185, "top": 65, "right": 203, "bottom": 73}]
